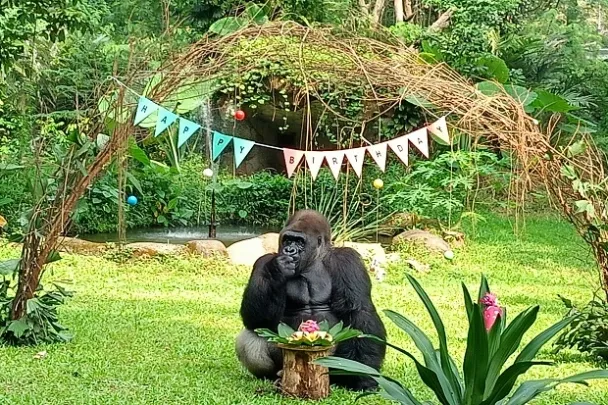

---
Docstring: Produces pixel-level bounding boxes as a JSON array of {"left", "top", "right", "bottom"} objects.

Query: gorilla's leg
[{"left": 235, "top": 329, "right": 282, "bottom": 379}]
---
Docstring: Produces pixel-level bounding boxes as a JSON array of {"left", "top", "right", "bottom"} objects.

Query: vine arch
[{"left": 11, "top": 21, "right": 608, "bottom": 321}]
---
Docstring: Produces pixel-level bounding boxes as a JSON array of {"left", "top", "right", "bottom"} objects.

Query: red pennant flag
[
  {"left": 305, "top": 151, "right": 325, "bottom": 180},
  {"left": 387, "top": 135, "right": 409, "bottom": 166},
  {"left": 283, "top": 149, "right": 304, "bottom": 178},
  {"left": 344, "top": 147, "right": 366, "bottom": 178},
  {"left": 325, "top": 150, "right": 345, "bottom": 180},
  {"left": 366, "top": 142, "right": 388, "bottom": 172},
  {"left": 408, "top": 128, "right": 429, "bottom": 158}
]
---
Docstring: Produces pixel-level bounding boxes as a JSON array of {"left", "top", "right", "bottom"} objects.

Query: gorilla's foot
[{"left": 235, "top": 329, "right": 282, "bottom": 379}]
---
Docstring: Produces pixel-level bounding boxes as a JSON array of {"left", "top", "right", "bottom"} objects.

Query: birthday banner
[{"left": 131, "top": 96, "right": 450, "bottom": 180}]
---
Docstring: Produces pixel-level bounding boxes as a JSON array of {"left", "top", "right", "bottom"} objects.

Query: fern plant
[{"left": 316, "top": 275, "right": 608, "bottom": 405}]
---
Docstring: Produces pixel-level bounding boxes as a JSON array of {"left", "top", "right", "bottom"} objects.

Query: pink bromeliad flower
[
  {"left": 480, "top": 293, "right": 503, "bottom": 331},
  {"left": 299, "top": 320, "right": 320, "bottom": 333}
]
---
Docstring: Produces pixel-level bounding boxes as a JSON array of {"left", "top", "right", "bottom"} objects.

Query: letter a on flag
[
  {"left": 366, "top": 142, "right": 388, "bottom": 172},
  {"left": 177, "top": 118, "right": 201, "bottom": 148},
  {"left": 283, "top": 149, "right": 304, "bottom": 178},
  {"left": 155, "top": 107, "right": 178, "bottom": 137},
  {"left": 345, "top": 147, "right": 366, "bottom": 178},
  {"left": 133, "top": 96, "right": 159, "bottom": 126},
  {"left": 428, "top": 116, "right": 450, "bottom": 145},
  {"left": 212, "top": 131, "right": 233, "bottom": 161},
  {"left": 387, "top": 135, "right": 410, "bottom": 166},
  {"left": 305, "top": 151, "right": 325, "bottom": 180},
  {"left": 233, "top": 138, "right": 256, "bottom": 168},
  {"left": 408, "top": 128, "right": 429, "bottom": 158},
  {"left": 325, "top": 150, "right": 345, "bottom": 180}
]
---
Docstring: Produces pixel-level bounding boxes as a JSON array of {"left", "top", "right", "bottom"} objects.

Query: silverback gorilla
[{"left": 235, "top": 210, "right": 386, "bottom": 391}]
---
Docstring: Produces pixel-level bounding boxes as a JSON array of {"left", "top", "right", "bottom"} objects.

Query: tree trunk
[
  {"left": 372, "top": 0, "right": 386, "bottom": 25},
  {"left": 404, "top": 0, "right": 413, "bottom": 19},
  {"left": 394, "top": 0, "right": 404, "bottom": 23},
  {"left": 279, "top": 345, "right": 333, "bottom": 400},
  {"left": 429, "top": 9, "right": 454, "bottom": 32}
]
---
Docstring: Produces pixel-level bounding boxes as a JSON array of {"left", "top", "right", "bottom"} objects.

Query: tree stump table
[{"left": 278, "top": 344, "right": 334, "bottom": 400}]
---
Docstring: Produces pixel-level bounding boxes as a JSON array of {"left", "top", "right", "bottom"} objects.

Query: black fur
[{"left": 237, "top": 210, "right": 386, "bottom": 391}]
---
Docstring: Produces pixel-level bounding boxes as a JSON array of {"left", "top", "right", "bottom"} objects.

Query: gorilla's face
[{"left": 279, "top": 210, "right": 331, "bottom": 273}]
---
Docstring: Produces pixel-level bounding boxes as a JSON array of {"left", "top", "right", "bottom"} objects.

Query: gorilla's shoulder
[
  {"left": 252, "top": 253, "right": 276, "bottom": 268},
  {"left": 324, "top": 246, "right": 365, "bottom": 267},
  {"left": 329, "top": 246, "right": 363, "bottom": 260}
]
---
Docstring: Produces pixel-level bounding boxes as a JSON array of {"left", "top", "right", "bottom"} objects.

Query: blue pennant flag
[
  {"left": 133, "top": 96, "right": 159, "bottom": 126},
  {"left": 212, "top": 131, "right": 233, "bottom": 160},
  {"left": 154, "top": 107, "right": 179, "bottom": 137},
  {"left": 177, "top": 118, "right": 201, "bottom": 148},
  {"left": 233, "top": 138, "right": 256, "bottom": 168}
]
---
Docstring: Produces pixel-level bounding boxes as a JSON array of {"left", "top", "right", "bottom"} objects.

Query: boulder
[
  {"left": 124, "top": 242, "right": 186, "bottom": 257},
  {"left": 186, "top": 240, "right": 228, "bottom": 258},
  {"left": 57, "top": 237, "right": 106, "bottom": 255},
  {"left": 392, "top": 229, "right": 451, "bottom": 253},
  {"left": 341, "top": 241, "right": 387, "bottom": 262},
  {"left": 227, "top": 233, "right": 279, "bottom": 266}
]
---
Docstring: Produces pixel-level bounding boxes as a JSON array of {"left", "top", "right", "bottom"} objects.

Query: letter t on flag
[{"left": 177, "top": 118, "right": 201, "bottom": 148}]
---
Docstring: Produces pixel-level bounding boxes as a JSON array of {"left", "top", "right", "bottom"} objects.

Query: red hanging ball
[{"left": 234, "top": 109, "right": 246, "bottom": 121}]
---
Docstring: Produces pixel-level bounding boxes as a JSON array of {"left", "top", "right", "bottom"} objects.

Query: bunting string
[{"left": 118, "top": 78, "right": 451, "bottom": 180}]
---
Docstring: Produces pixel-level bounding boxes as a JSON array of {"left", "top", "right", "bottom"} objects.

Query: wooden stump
[{"left": 278, "top": 344, "right": 334, "bottom": 400}]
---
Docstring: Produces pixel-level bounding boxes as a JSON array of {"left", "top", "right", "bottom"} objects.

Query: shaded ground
[{"left": 0, "top": 213, "right": 606, "bottom": 404}]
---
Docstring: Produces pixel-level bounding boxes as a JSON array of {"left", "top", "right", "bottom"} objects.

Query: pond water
[{"left": 79, "top": 225, "right": 278, "bottom": 247}]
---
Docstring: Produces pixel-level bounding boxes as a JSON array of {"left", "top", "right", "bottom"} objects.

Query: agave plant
[{"left": 316, "top": 275, "right": 608, "bottom": 405}]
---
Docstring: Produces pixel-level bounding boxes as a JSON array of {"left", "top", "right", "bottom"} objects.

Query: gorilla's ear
[{"left": 317, "top": 236, "right": 322, "bottom": 247}]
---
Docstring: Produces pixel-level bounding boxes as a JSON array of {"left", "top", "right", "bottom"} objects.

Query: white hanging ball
[{"left": 203, "top": 168, "right": 214, "bottom": 178}]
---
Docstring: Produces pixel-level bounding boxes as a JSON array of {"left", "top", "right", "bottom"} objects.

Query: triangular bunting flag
[
  {"left": 325, "top": 150, "right": 345, "bottom": 180},
  {"left": 408, "top": 128, "right": 429, "bottom": 158},
  {"left": 177, "top": 118, "right": 201, "bottom": 148},
  {"left": 233, "top": 138, "right": 256, "bottom": 168},
  {"left": 305, "top": 151, "right": 325, "bottom": 180},
  {"left": 366, "top": 142, "right": 388, "bottom": 172},
  {"left": 212, "top": 131, "right": 233, "bottom": 161},
  {"left": 387, "top": 135, "right": 410, "bottom": 166},
  {"left": 283, "top": 149, "right": 305, "bottom": 178},
  {"left": 154, "top": 107, "right": 179, "bottom": 137},
  {"left": 344, "top": 148, "right": 366, "bottom": 178},
  {"left": 133, "top": 96, "right": 159, "bottom": 126},
  {"left": 428, "top": 116, "right": 450, "bottom": 145}
]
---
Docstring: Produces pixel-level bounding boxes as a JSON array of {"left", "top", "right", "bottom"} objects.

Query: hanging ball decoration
[
  {"left": 234, "top": 109, "right": 246, "bottom": 121},
  {"left": 203, "top": 168, "right": 214, "bottom": 178},
  {"left": 373, "top": 178, "right": 384, "bottom": 190},
  {"left": 127, "top": 195, "right": 138, "bottom": 206},
  {"left": 444, "top": 250, "right": 455, "bottom": 260}
]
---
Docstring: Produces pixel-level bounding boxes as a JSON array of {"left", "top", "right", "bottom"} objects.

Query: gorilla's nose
[{"left": 283, "top": 246, "right": 298, "bottom": 256}]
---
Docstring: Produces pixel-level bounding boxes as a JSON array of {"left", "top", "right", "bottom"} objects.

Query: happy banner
[{"left": 131, "top": 95, "right": 450, "bottom": 180}]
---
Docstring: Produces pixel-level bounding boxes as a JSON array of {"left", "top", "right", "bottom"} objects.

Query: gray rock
[
  {"left": 124, "top": 242, "right": 186, "bottom": 257},
  {"left": 186, "top": 240, "right": 228, "bottom": 257},
  {"left": 227, "top": 233, "right": 279, "bottom": 266},
  {"left": 393, "top": 229, "right": 451, "bottom": 253}
]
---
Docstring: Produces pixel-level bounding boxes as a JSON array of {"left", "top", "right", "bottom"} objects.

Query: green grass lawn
[{"left": 1, "top": 213, "right": 607, "bottom": 405}]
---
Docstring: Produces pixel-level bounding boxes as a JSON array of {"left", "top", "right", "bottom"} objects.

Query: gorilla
[{"left": 235, "top": 210, "right": 386, "bottom": 391}]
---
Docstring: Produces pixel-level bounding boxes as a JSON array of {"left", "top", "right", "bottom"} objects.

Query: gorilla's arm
[
  {"left": 240, "top": 253, "right": 288, "bottom": 330},
  {"left": 326, "top": 247, "right": 387, "bottom": 389}
]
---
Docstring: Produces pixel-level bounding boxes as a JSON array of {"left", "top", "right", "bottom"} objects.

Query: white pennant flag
[
  {"left": 345, "top": 147, "right": 366, "bottom": 178},
  {"left": 428, "top": 116, "right": 450, "bottom": 145},
  {"left": 325, "top": 150, "right": 345, "bottom": 180},
  {"left": 305, "top": 151, "right": 325, "bottom": 180},
  {"left": 366, "top": 142, "right": 388, "bottom": 172},
  {"left": 387, "top": 135, "right": 409, "bottom": 166},
  {"left": 407, "top": 128, "right": 429, "bottom": 158}
]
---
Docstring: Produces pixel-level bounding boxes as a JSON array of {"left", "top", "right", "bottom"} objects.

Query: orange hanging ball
[{"left": 234, "top": 109, "right": 246, "bottom": 121}]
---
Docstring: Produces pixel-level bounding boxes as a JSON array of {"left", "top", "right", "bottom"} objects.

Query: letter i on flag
[
  {"left": 283, "top": 149, "right": 304, "bottom": 178},
  {"left": 155, "top": 107, "right": 179, "bottom": 137},
  {"left": 233, "top": 138, "right": 256, "bottom": 168},
  {"left": 212, "top": 131, "right": 233, "bottom": 161},
  {"left": 366, "top": 143, "right": 388, "bottom": 172},
  {"left": 325, "top": 151, "right": 345, "bottom": 180},
  {"left": 133, "top": 96, "right": 159, "bottom": 126},
  {"left": 177, "top": 118, "right": 201, "bottom": 148},
  {"left": 305, "top": 151, "right": 325, "bottom": 180}
]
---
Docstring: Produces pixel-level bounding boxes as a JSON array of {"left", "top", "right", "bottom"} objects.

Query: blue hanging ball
[{"left": 127, "top": 195, "right": 138, "bottom": 206}]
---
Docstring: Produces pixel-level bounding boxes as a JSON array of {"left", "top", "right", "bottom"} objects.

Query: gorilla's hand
[{"left": 272, "top": 254, "right": 297, "bottom": 279}]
